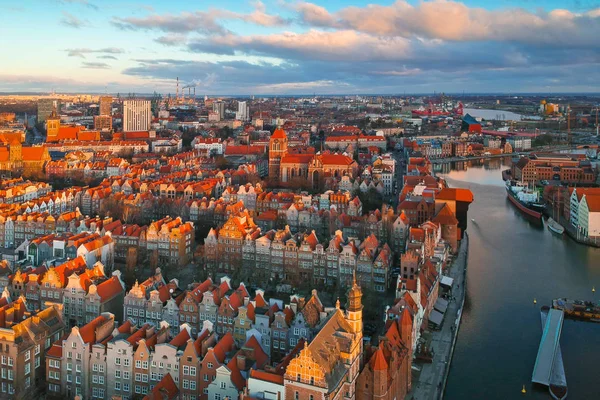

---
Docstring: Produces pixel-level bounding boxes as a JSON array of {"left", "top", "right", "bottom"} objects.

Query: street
[{"left": 408, "top": 233, "right": 469, "bottom": 400}]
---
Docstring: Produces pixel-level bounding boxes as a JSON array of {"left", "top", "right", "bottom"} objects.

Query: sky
[{"left": 2, "top": 0, "right": 600, "bottom": 95}]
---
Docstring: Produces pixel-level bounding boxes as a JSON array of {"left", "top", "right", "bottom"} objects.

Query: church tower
[
  {"left": 346, "top": 271, "right": 363, "bottom": 335},
  {"left": 268, "top": 127, "right": 288, "bottom": 181},
  {"left": 46, "top": 101, "right": 60, "bottom": 142}
]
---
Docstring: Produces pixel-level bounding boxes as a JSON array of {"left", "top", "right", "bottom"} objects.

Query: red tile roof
[
  {"left": 144, "top": 373, "right": 179, "bottom": 400},
  {"left": 96, "top": 276, "right": 124, "bottom": 302}
]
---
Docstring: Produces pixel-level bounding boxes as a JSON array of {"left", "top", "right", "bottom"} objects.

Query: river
[
  {"left": 438, "top": 157, "right": 600, "bottom": 400},
  {"left": 463, "top": 107, "right": 541, "bottom": 121}
]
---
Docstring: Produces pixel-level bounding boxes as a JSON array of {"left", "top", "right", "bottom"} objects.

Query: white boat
[{"left": 547, "top": 217, "right": 565, "bottom": 235}]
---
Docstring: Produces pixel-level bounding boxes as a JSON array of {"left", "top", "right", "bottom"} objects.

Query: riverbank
[
  {"left": 429, "top": 145, "right": 573, "bottom": 165},
  {"left": 407, "top": 233, "right": 469, "bottom": 400}
]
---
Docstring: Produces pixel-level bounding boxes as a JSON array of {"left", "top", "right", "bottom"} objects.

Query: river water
[
  {"left": 463, "top": 107, "right": 542, "bottom": 121},
  {"left": 439, "top": 157, "right": 600, "bottom": 400}
]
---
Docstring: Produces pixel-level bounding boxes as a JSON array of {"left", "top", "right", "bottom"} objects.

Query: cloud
[
  {"left": 154, "top": 34, "right": 188, "bottom": 46},
  {"left": 111, "top": 3, "right": 287, "bottom": 35},
  {"left": 81, "top": 62, "right": 111, "bottom": 69},
  {"left": 295, "top": 1, "right": 600, "bottom": 48},
  {"left": 58, "top": 0, "right": 99, "bottom": 10},
  {"left": 188, "top": 30, "right": 412, "bottom": 62},
  {"left": 65, "top": 47, "right": 125, "bottom": 58},
  {"left": 97, "top": 55, "right": 118, "bottom": 60},
  {"left": 60, "top": 11, "right": 88, "bottom": 28}
]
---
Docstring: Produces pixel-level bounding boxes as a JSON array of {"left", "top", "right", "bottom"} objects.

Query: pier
[{"left": 532, "top": 307, "right": 567, "bottom": 399}]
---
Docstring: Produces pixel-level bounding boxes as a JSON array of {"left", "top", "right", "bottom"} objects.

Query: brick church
[{"left": 269, "top": 127, "right": 358, "bottom": 188}]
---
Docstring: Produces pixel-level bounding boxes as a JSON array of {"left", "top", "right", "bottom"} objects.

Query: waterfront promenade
[{"left": 408, "top": 233, "right": 468, "bottom": 400}]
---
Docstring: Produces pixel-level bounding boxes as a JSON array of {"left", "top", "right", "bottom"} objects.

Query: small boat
[
  {"left": 547, "top": 217, "right": 565, "bottom": 235},
  {"left": 471, "top": 218, "right": 475, "bottom": 222}
]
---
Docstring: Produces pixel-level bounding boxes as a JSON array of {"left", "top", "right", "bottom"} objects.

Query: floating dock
[{"left": 532, "top": 307, "right": 567, "bottom": 399}]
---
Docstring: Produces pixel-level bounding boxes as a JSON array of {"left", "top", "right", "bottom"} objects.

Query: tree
[
  {"left": 214, "top": 156, "right": 231, "bottom": 170},
  {"left": 355, "top": 188, "right": 383, "bottom": 213},
  {"left": 99, "top": 196, "right": 124, "bottom": 220}
]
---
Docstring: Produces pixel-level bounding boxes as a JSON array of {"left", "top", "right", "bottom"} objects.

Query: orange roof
[
  {"left": 96, "top": 276, "right": 124, "bottom": 302},
  {"left": 46, "top": 343, "right": 63, "bottom": 358},
  {"left": 22, "top": 146, "right": 48, "bottom": 161},
  {"left": 144, "top": 373, "right": 179, "bottom": 400},
  {"left": 433, "top": 203, "right": 459, "bottom": 225},
  {"left": 436, "top": 188, "right": 473, "bottom": 203},
  {"left": 169, "top": 328, "right": 191, "bottom": 349},
  {"left": 79, "top": 315, "right": 109, "bottom": 344},
  {"left": 250, "top": 369, "right": 284, "bottom": 385},
  {"left": 370, "top": 346, "right": 389, "bottom": 371},
  {"left": 320, "top": 154, "right": 354, "bottom": 166},
  {"left": 271, "top": 127, "right": 287, "bottom": 139},
  {"left": 213, "top": 332, "right": 235, "bottom": 362}
]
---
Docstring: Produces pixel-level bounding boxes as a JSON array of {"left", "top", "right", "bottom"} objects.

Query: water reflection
[{"left": 441, "top": 159, "right": 600, "bottom": 400}]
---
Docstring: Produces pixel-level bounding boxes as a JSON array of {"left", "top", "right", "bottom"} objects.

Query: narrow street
[{"left": 408, "top": 233, "right": 469, "bottom": 400}]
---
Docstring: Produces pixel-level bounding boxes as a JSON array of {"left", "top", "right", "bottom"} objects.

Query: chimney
[{"left": 236, "top": 355, "right": 246, "bottom": 371}]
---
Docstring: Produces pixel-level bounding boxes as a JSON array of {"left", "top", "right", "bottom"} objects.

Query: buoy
[
  {"left": 533, "top": 298, "right": 537, "bottom": 304},
  {"left": 593, "top": 286, "right": 596, "bottom": 293},
  {"left": 522, "top": 385, "right": 527, "bottom": 394}
]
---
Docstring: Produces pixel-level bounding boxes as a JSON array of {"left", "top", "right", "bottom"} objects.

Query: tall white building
[
  {"left": 123, "top": 100, "right": 151, "bottom": 132},
  {"left": 236, "top": 101, "right": 249, "bottom": 121}
]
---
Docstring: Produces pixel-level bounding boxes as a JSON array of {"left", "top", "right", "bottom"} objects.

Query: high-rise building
[
  {"left": 236, "top": 101, "right": 249, "bottom": 121},
  {"left": 212, "top": 101, "right": 225, "bottom": 121},
  {"left": 99, "top": 96, "right": 112, "bottom": 116},
  {"left": 37, "top": 98, "right": 60, "bottom": 123},
  {"left": 123, "top": 100, "right": 151, "bottom": 132}
]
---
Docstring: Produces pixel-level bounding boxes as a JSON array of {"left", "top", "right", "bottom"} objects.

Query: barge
[{"left": 552, "top": 298, "right": 600, "bottom": 322}]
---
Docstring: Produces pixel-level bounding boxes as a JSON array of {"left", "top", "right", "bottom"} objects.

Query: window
[
  {"left": 116, "top": 357, "right": 121, "bottom": 365},
  {"left": 67, "top": 362, "right": 72, "bottom": 371},
  {"left": 124, "top": 358, "right": 130, "bottom": 367},
  {"left": 183, "top": 380, "right": 189, "bottom": 389},
  {"left": 99, "top": 364, "right": 105, "bottom": 373},
  {"left": 24, "top": 363, "right": 30, "bottom": 375},
  {"left": 220, "top": 382, "right": 226, "bottom": 389},
  {"left": 295, "top": 391, "right": 299, "bottom": 400},
  {"left": 123, "top": 383, "right": 130, "bottom": 392},
  {"left": 123, "top": 371, "right": 130, "bottom": 380},
  {"left": 93, "top": 364, "right": 98, "bottom": 372},
  {"left": 215, "top": 395, "right": 221, "bottom": 400},
  {"left": 135, "top": 360, "right": 141, "bottom": 368},
  {"left": 135, "top": 373, "right": 141, "bottom": 382},
  {"left": 190, "top": 366, "right": 196, "bottom": 376},
  {"left": 115, "top": 370, "right": 121, "bottom": 378},
  {"left": 207, "top": 362, "right": 213, "bottom": 369},
  {"left": 142, "top": 361, "right": 148, "bottom": 369},
  {"left": 99, "top": 376, "right": 105, "bottom": 385},
  {"left": 115, "top": 382, "right": 121, "bottom": 391},
  {"left": 204, "top": 374, "right": 208, "bottom": 381},
  {"left": 35, "top": 345, "right": 40, "bottom": 355},
  {"left": 183, "top": 366, "right": 189, "bottom": 375},
  {"left": 75, "top": 376, "right": 81, "bottom": 384},
  {"left": 76, "top": 364, "right": 81, "bottom": 373}
]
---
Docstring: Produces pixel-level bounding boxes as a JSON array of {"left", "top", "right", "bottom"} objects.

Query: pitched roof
[
  {"left": 271, "top": 127, "right": 287, "bottom": 140},
  {"left": 144, "top": 373, "right": 179, "bottom": 400}
]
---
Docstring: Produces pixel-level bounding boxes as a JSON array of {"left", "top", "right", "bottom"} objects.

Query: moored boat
[
  {"left": 547, "top": 217, "right": 565, "bottom": 235},
  {"left": 552, "top": 298, "right": 600, "bottom": 322},
  {"left": 505, "top": 180, "right": 543, "bottom": 220}
]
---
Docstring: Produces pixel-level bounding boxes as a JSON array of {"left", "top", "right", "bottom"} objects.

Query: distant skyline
[{"left": 3, "top": 0, "right": 600, "bottom": 94}]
